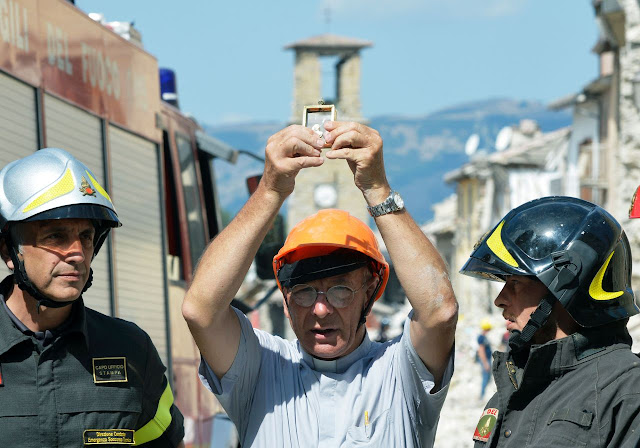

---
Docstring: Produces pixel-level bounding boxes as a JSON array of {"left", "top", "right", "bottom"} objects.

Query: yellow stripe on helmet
[
  {"left": 486, "top": 221, "right": 519, "bottom": 268},
  {"left": 23, "top": 168, "right": 74, "bottom": 213},
  {"left": 85, "top": 170, "right": 113, "bottom": 204},
  {"left": 134, "top": 382, "right": 174, "bottom": 445},
  {"left": 589, "top": 250, "right": 624, "bottom": 301}
]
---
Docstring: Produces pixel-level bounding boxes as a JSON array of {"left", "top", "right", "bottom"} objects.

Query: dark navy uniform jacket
[
  {"left": 0, "top": 277, "right": 184, "bottom": 447},
  {"left": 473, "top": 324, "right": 640, "bottom": 448}
]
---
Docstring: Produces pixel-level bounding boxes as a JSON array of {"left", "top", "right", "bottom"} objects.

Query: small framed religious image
[{"left": 303, "top": 104, "right": 337, "bottom": 145}]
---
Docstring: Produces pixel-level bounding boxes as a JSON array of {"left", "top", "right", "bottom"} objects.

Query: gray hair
[{"left": 8, "top": 223, "right": 26, "bottom": 255}]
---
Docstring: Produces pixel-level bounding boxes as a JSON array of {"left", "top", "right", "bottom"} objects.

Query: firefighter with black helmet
[
  {"left": 0, "top": 148, "right": 184, "bottom": 447},
  {"left": 462, "top": 196, "right": 640, "bottom": 447},
  {"left": 183, "top": 121, "right": 458, "bottom": 447}
]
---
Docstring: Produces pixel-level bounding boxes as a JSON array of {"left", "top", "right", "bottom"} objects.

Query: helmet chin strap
[
  {"left": 8, "top": 244, "right": 87, "bottom": 313},
  {"left": 357, "top": 270, "right": 384, "bottom": 330},
  {"left": 508, "top": 292, "right": 557, "bottom": 353}
]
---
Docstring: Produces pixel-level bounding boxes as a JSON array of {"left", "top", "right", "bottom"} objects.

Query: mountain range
[{"left": 204, "top": 98, "right": 571, "bottom": 225}]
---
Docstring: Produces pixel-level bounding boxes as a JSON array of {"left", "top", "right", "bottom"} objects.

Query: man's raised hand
[
  {"left": 261, "top": 125, "right": 325, "bottom": 197},
  {"left": 323, "top": 121, "right": 390, "bottom": 204}
]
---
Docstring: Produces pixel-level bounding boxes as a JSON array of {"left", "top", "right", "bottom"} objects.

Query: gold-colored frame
[{"left": 302, "top": 104, "right": 337, "bottom": 127}]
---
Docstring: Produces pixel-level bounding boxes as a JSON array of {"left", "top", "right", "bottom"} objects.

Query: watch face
[
  {"left": 393, "top": 192, "right": 404, "bottom": 208},
  {"left": 314, "top": 184, "right": 338, "bottom": 208}
]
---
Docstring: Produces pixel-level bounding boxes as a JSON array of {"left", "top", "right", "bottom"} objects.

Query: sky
[{"left": 74, "top": 0, "right": 599, "bottom": 126}]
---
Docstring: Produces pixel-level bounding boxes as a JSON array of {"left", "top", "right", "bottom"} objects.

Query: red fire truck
[{"left": 0, "top": 0, "right": 237, "bottom": 445}]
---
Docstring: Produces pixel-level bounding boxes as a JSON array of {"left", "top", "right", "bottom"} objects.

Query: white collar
[{"left": 301, "top": 332, "right": 372, "bottom": 373}]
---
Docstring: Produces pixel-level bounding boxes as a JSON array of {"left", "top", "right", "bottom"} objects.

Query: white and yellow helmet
[{"left": 0, "top": 147, "right": 121, "bottom": 256}]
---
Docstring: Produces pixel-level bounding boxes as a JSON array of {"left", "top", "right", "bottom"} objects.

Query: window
[
  {"left": 197, "top": 150, "right": 221, "bottom": 240},
  {"left": 163, "top": 131, "right": 183, "bottom": 280},
  {"left": 176, "top": 134, "right": 207, "bottom": 272}
]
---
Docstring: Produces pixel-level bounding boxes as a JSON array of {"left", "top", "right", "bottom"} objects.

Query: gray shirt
[{"left": 199, "top": 308, "right": 454, "bottom": 447}]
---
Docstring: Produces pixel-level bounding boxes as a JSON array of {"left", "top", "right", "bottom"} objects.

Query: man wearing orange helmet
[{"left": 183, "top": 121, "right": 458, "bottom": 447}]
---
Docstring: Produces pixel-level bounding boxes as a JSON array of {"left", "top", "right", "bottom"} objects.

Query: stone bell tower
[{"left": 284, "top": 34, "right": 373, "bottom": 230}]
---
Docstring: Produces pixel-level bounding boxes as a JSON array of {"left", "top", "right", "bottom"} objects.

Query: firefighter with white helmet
[
  {"left": 463, "top": 196, "right": 640, "bottom": 447},
  {"left": 0, "top": 147, "right": 120, "bottom": 310},
  {"left": 0, "top": 148, "right": 184, "bottom": 447},
  {"left": 183, "top": 121, "right": 458, "bottom": 447}
]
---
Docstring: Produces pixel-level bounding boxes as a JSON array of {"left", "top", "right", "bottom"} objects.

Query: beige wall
[{"left": 287, "top": 156, "right": 369, "bottom": 232}]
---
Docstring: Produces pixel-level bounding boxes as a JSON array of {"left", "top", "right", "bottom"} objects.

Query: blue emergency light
[{"left": 159, "top": 68, "right": 179, "bottom": 108}]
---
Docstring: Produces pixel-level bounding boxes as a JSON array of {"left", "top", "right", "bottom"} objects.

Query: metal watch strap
[{"left": 367, "top": 190, "right": 402, "bottom": 217}]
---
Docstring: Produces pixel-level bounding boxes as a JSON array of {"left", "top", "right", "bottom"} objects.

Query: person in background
[
  {"left": 476, "top": 319, "right": 493, "bottom": 400},
  {"left": 376, "top": 317, "right": 391, "bottom": 343}
]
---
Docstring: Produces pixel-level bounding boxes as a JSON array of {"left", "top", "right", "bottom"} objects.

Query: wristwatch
[{"left": 367, "top": 190, "right": 405, "bottom": 217}]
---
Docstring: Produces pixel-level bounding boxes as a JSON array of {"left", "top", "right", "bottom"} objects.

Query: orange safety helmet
[{"left": 273, "top": 209, "right": 390, "bottom": 301}]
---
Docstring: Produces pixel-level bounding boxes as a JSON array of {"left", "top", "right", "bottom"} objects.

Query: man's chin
[
  {"left": 41, "top": 286, "right": 83, "bottom": 303},
  {"left": 305, "top": 341, "right": 344, "bottom": 360},
  {"left": 505, "top": 320, "right": 520, "bottom": 332}
]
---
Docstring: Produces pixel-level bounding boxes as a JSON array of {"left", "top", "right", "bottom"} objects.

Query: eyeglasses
[{"left": 287, "top": 279, "right": 370, "bottom": 309}]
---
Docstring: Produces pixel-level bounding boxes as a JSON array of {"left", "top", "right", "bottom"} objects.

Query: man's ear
[
  {"left": 282, "top": 293, "right": 290, "bottom": 319},
  {"left": 366, "top": 273, "right": 381, "bottom": 298},
  {"left": 0, "top": 237, "right": 14, "bottom": 270}
]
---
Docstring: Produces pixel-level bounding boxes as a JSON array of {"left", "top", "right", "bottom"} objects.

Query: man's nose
[
  {"left": 494, "top": 285, "right": 509, "bottom": 308},
  {"left": 312, "top": 292, "right": 334, "bottom": 318},
  {"left": 62, "top": 237, "right": 86, "bottom": 262}
]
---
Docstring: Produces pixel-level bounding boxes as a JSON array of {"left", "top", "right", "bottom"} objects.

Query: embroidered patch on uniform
[
  {"left": 473, "top": 408, "right": 499, "bottom": 443},
  {"left": 83, "top": 429, "right": 134, "bottom": 445},
  {"left": 92, "top": 357, "right": 128, "bottom": 383}
]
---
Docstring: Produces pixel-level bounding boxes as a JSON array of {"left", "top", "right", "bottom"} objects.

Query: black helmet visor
[
  {"left": 503, "top": 202, "right": 586, "bottom": 260},
  {"left": 460, "top": 256, "right": 509, "bottom": 282},
  {"left": 23, "top": 204, "right": 121, "bottom": 228}
]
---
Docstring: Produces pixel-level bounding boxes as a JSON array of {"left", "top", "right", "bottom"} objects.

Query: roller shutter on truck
[
  {"left": 0, "top": 72, "right": 39, "bottom": 279},
  {"left": 109, "top": 126, "right": 168, "bottom": 363},
  {"left": 44, "top": 94, "right": 112, "bottom": 316}
]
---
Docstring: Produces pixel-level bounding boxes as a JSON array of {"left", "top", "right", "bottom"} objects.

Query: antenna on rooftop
[
  {"left": 495, "top": 126, "right": 513, "bottom": 152},
  {"left": 465, "top": 133, "right": 480, "bottom": 156}
]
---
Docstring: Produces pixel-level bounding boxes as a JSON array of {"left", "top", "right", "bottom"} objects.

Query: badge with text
[
  {"left": 83, "top": 429, "right": 134, "bottom": 445},
  {"left": 473, "top": 408, "right": 499, "bottom": 443},
  {"left": 92, "top": 357, "right": 128, "bottom": 383}
]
